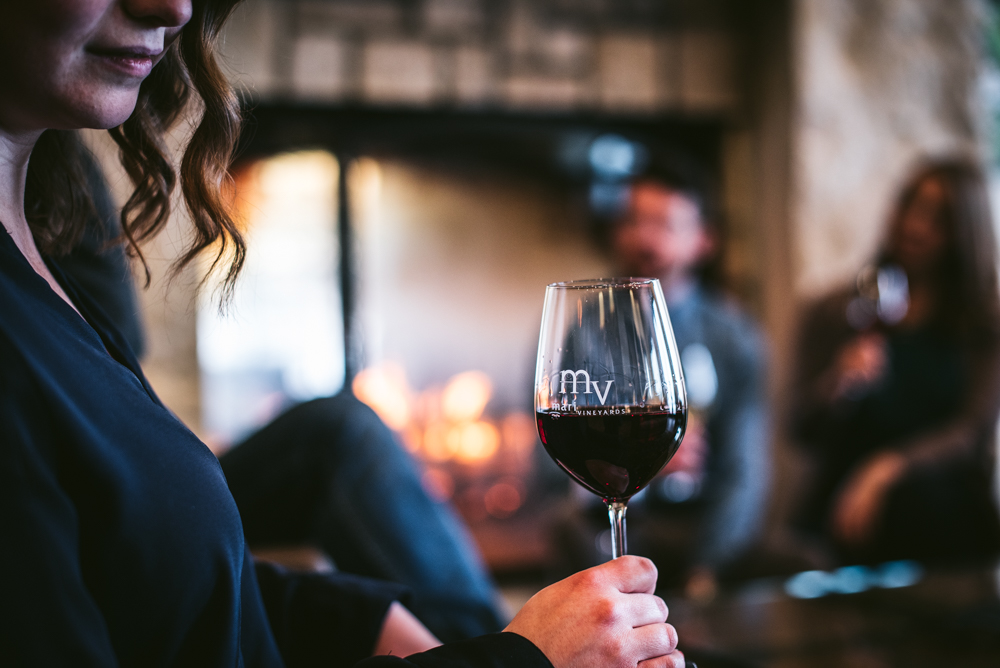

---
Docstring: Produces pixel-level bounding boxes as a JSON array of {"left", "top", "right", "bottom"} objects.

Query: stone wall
[
  {"left": 794, "top": 0, "right": 989, "bottom": 298},
  {"left": 220, "top": 0, "right": 738, "bottom": 114}
]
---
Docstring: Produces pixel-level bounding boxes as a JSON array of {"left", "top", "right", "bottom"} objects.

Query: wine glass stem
[{"left": 607, "top": 500, "right": 628, "bottom": 559}]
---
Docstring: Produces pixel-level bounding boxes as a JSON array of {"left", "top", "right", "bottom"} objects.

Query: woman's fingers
[
  {"left": 630, "top": 621, "right": 678, "bottom": 662},
  {"left": 619, "top": 592, "right": 669, "bottom": 628},
  {"left": 605, "top": 555, "right": 659, "bottom": 594},
  {"left": 638, "top": 649, "right": 686, "bottom": 668},
  {"left": 505, "top": 555, "right": 680, "bottom": 668}
]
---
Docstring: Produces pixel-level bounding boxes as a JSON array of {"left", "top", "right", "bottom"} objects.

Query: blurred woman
[
  {"left": 0, "top": 2, "right": 682, "bottom": 666},
  {"left": 791, "top": 158, "right": 1000, "bottom": 564}
]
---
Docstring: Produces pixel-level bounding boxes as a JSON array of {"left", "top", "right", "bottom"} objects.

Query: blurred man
[{"left": 612, "top": 165, "right": 770, "bottom": 599}]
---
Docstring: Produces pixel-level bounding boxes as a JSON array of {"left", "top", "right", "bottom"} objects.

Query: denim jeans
[{"left": 220, "top": 391, "right": 506, "bottom": 642}]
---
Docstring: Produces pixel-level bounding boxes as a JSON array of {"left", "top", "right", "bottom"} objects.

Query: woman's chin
[
  {"left": 57, "top": 89, "right": 141, "bottom": 130},
  {"left": 89, "top": 102, "right": 140, "bottom": 130},
  {"left": 58, "top": 110, "right": 133, "bottom": 132}
]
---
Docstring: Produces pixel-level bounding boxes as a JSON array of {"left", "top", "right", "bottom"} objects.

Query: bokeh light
[{"left": 442, "top": 371, "right": 493, "bottom": 422}]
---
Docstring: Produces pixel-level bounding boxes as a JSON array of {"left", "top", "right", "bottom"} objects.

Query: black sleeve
[
  {"left": 0, "top": 336, "right": 119, "bottom": 666},
  {"left": 253, "top": 562, "right": 553, "bottom": 668},
  {"left": 356, "top": 633, "right": 553, "bottom": 668},
  {"left": 254, "top": 560, "right": 409, "bottom": 668}
]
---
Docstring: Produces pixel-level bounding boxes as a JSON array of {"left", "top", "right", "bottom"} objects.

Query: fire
[
  {"left": 423, "top": 421, "right": 456, "bottom": 462},
  {"left": 442, "top": 371, "right": 492, "bottom": 422},
  {"left": 352, "top": 363, "right": 412, "bottom": 431},
  {"left": 450, "top": 421, "right": 500, "bottom": 463},
  {"left": 355, "top": 363, "right": 504, "bottom": 464},
  {"left": 353, "top": 362, "right": 536, "bottom": 516}
]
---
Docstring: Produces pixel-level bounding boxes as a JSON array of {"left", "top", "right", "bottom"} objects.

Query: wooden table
[{"left": 669, "top": 563, "right": 1000, "bottom": 667}]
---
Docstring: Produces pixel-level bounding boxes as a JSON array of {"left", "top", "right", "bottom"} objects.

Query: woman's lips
[{"left": 88, "top": 47, "right": 161, "bottom": 78}]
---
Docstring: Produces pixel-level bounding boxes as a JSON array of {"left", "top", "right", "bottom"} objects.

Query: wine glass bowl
[{"left": 534, "top": 278, "right": 687, "bottom": 558}]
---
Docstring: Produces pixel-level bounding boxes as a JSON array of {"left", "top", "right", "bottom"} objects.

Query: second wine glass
[{"left": 534, "top": 278, "right": 687, "bottom": 559}]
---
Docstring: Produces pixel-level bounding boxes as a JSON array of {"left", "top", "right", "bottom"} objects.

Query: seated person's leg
[{"left": 220, "top": 391, "right": 507, "bottom": 642}]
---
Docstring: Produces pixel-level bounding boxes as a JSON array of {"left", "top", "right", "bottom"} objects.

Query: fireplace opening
[{"left": 200, "top": 104, "right": 726, "bottom": 569}]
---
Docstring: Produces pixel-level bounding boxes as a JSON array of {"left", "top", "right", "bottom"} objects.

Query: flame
[
  {"left": 442, "top": 371, "right": 492, "bottom": 422},
  {"left": 352, "top": 363, "right": 412, "bottom": 431},
  {"left": 451, "top": 421, "right": 501, "bottom": 463},
  {"left": 423, "top": 421, "right": 458, "bottom": 462},
  {"left": 354, "top": 363, "right": 535, "bottom": 471},
  {"left": 351, "top": 363, "right": 541, "bottom": 525}
]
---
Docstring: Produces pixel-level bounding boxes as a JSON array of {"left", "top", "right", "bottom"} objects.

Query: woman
[
  {"left": 0, "top": 2, "right": 682, "bottom": 666},
  {"left": 791, "top": 158, "right": 1000, "bottom": 564}
]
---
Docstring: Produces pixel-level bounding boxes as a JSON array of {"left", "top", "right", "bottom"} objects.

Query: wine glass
[{"left": 534, "top": 278, "right": 687, "bottom": 559}]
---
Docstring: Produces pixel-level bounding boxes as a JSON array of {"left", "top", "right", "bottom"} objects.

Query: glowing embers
[
  {"left": 442, "top": 371, "right": 493, "bottom": 422},
  {"left": 353, "top": 363, "right": 537, "bottom": 520},
  {"left": 351, "top": 362, "right": 412, "bottom": 431}
]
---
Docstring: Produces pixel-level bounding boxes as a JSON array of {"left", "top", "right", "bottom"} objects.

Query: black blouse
[{"left": 0, "top": 227, "right": 550, "bottom": 668}]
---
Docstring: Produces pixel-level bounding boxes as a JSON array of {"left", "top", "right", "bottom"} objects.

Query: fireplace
[{"left": 192, "top": 104, "right": 725, "bottom": 568}]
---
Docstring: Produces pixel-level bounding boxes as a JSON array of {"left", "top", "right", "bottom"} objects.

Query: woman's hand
[
  {"left": 505, "top": 556, "right": 683, "bottom": 668},
  {"left": 832, "top": 451, "right": 907, "bottom": 546},
  {"left": 831, "top": 333, "right": 889, "bottom": 400}
]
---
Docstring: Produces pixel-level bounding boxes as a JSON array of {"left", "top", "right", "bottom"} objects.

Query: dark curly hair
[
  {"left": 880, "top": 157, "right": 1000, "bottom": 338},
  {"left": 23, "top": 0, "right": 245, "bottom": 298}
]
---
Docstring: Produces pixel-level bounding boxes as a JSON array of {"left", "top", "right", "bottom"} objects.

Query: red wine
[{"left": 536, "top": 407, "right": 686, "bottom": 501}]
